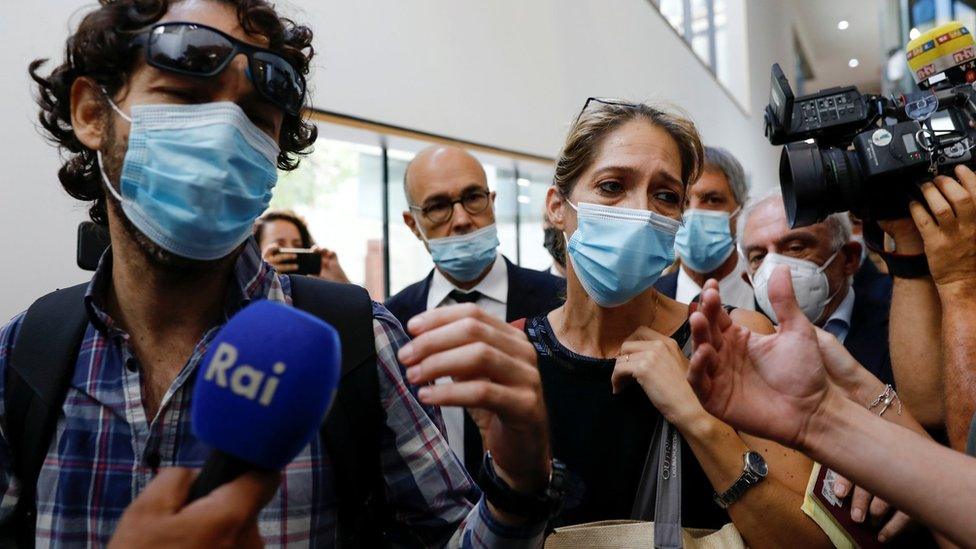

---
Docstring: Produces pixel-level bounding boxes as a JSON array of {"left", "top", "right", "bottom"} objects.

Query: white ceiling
[{"left": 792, "top": 0, "right": 887, "bottom": 93}]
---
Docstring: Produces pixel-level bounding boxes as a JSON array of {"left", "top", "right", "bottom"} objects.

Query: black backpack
[{"left": 3, "top": 275, "right": 391, "bottom": 548}]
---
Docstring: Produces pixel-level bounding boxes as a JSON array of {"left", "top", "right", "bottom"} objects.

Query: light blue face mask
[
  {"left": 673, "top": 208, "right": 738, "bottom": 274},
  {"left": 98, "top": 100, "right": 279, "bottom": 261},
  {"left": 424, "top": 224, "right": 499, "bottom": 282},
  {"left": 566, "top": 201, "right": 681, "bottom": 308}
]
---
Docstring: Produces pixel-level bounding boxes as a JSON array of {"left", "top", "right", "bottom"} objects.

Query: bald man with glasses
[{"left": 386, "top": 145, "right": 564, "bottom": 477}]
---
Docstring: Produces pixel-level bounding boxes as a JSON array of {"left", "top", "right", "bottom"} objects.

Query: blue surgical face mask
[
  {"left": 423, "top": 224, "right": 499, "bottom": 282},
  {"left": 98, "top": 100, "right": 279, "bottom": 261},
  {"left": 566, "top": 201, "right": 681, "bottom": 308},
  {"left": 673, "top": 208, "right": 738, "bottom": 274}
]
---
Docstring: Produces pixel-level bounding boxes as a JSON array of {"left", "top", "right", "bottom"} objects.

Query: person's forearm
[
  {"left": 845, "top": 378, "right": 932, "bottom": 439},
  {"left": 936, "top": 281, "right": 976, "bottom": 450},
  {"left": 681, "top": 415, "right": 831, "bottom": 549},
  {"left": 889, "top": 275, "right": 945, "bottom": 427},
  {"left": 802, "top": 389, "right": 976, "bottom": 546}
]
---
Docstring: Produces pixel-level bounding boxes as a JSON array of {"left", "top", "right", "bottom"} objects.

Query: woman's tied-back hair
[
  {"left": 253, "top": 209, "right": 315, "bottom": 249},
  {"left": 553, "top": 99, "right": 704, "bottom": 198},
  {"left": 29, "top": 0, "right": 317, "bottom": 225}
]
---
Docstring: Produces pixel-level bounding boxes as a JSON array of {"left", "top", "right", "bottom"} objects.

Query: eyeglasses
[
  {"left": 129, "top": 22, "right": 307, "bottom": 115},
  {"left": 574, "top": 97, "right": 642, "bottom": 125},
  {"left": 409, "top": 189, "right": 491, "bottom": 225}
]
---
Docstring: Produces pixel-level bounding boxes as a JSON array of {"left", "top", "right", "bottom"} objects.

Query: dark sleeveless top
[{"left": 525, "top": 315, "right": 731, "bottom": 528}]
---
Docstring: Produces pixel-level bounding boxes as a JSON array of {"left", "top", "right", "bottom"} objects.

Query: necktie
[
  {"left": 446, "top": 289, "right": 484, "bottom": 471},
  {"left": 463, "top": 411, "right": 484, "bottom": 473},
  {"left": 449, "top": 290, "right": 483, "bottom": 304}
]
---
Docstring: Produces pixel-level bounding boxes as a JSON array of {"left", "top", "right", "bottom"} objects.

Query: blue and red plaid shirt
[{"left": 0, "top": 239, "right": 545, "bottom": 548}]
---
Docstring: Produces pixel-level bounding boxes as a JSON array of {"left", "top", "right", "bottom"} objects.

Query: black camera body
[
  {"left": 764, "top": 62, "right": 976, "bottom": 227},
  {"left": 764, "top": 64, "right": 879, "bottom": 147}
]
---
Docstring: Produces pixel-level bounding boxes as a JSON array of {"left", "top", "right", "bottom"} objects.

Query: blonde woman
[{"left": 524, "top": 99, "right": 830, "bottom": 547}]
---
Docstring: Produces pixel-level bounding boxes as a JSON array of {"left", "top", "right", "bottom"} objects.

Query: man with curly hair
[{"left": 0, "top": 0, "right": 557, "bottom": 546}]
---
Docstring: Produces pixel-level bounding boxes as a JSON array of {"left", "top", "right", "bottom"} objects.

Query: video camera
[{"left": 764, "top": 21, "right": 976, "bottom": 227}]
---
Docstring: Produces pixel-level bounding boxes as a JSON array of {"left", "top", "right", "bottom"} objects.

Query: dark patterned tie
[
  {"left": 449, "top": 290, "right": 483, "bottom": 304},
  {"left": 447, "top": 289, "right": 484, "bottom": 472},
  {"left": 463, "top": 411, "right": 483, "bottom": 474}
]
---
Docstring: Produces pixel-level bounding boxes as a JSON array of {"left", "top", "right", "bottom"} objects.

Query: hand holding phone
[{"left": 277, "top": 248, "right": 321, "bottom": 276}]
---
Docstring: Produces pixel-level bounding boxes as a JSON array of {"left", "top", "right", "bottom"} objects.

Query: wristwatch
[
  {"left": 478, "top": 452, "right": 567, "bottom": 521},
  {"left": 713, "top": 451, "right": 768, "bottom": 509}
]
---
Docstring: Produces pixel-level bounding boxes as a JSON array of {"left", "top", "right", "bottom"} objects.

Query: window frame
[{"left": 280, "top": 109, "right": 556, "bottom": 299}]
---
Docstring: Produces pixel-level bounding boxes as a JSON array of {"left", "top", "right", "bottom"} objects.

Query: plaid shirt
[{"left": 0, "top": 239, "right": 545, "bottom": 548}]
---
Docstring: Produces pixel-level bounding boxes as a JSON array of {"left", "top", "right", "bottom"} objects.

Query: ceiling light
[
  {"left": 909, "top": 27, "right": 921, "bottom": 40},
  {"left": 517, "top": 177, "right": 531, "bottom": 187},
  {"left": 837, "top": 20, "right": 850, "bottom": 30},
  {"left": 849, "top": 58, "right": 860, "bottom": 68},
  {"left": 517, "top": 195, "right": 531, "bottom": 204}
]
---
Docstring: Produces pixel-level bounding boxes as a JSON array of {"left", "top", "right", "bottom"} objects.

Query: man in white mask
[{"left": 737, "top": 192, "right": 895, "bottom": 388}]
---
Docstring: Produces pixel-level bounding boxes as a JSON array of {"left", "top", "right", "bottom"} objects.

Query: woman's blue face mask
[{"left": 565, "top": 200, "right": 681, "bottom": 308}]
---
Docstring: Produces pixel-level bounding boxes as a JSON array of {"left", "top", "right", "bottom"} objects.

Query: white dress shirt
[
  {"left": 675, "top": 256, "right": 756, "bottom": 311},
  {"left": 426, "top": 253, "right": 509, "bottom": 463}
]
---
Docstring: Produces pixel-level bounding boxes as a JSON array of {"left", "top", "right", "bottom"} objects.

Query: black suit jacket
[
  {"left": 385, "top": 256, "right": 566, "bottom": 329},
  {"left": 653, "top": 271, "right": 679, "bottom": 299},
  {"left": 846, "top": 260, "right": 895, "bottom": 386}
]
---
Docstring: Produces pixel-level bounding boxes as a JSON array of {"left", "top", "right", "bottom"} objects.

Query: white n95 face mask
[{"left": 750, "top": 250, "right": 840, "bottom": 324}]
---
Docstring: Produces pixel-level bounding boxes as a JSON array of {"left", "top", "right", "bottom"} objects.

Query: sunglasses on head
[
  {"left": 574, "top": 97, "right": 643, "bottom": 125},
  {"left": 129, "top": 22, "right": 306, "bottom": 115}
]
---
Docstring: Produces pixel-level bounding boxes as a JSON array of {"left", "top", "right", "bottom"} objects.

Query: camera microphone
[{"left": 187, "top": 299, "right": 341, "bottom": 501}]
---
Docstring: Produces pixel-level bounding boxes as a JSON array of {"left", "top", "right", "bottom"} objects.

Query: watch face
[{"left": 746, "top": 452, "right": 768, "bottom": 477}]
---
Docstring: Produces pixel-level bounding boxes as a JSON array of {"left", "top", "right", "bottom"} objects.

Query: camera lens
[{"left": 779, "top": 142, "right": 862, "bottom": 227}]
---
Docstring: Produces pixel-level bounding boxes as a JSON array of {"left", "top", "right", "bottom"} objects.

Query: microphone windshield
[{"left": 192, "top": 299, "right": 341, "bottom": 470}]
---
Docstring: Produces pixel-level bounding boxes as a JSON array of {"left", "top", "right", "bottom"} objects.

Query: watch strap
[
  {"left": 880, "top": 251, "right": 931, "bottom": 278},
  {"left": 713, "top": 471, "right": 756, "bottom": 509},
  {"left": 477, "top": 452, "right": 565, "bottom": 521},
  {"left": 713, "top": 453, "right": 765, "bottom": 509},
  {"left": 862, "top": 218, "right": 931, "bottom": 278}
]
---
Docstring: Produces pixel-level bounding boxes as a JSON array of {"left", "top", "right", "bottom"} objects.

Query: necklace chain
[{"left": 555, "top": 291, "right": 663, "bottom": 360}]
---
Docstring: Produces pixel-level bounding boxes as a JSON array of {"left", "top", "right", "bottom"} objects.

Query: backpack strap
[
  {"left": 3, "top": 276, "right": 389, "bottom": 547},
  {"left": 4, "top": 283, "right": 90, "bottom": 547},
  {"left": 287, "top": 275, "right": 391, "bottom": 548}
]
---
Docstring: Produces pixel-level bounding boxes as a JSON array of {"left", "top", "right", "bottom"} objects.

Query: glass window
[
  {"left": 658, "top": 0, "right": 687, "bottom": 37},
  {"left": 272, "top": 118, "right": 556, "bottom": 300},
  {"left": 713, "top": 0, "right": 729, "bottom": 85},
  {"left": 385, "top": 147, "right": 430, "bottom": 297},
  {"left": 270, "top": 135, "right": 385, "bottom": 300},
  {"left": 651, "top": 0, "right": 747, "bottom": 108},
  {"left": 516, "top": 167, "right": 558, "bottom": 272}
]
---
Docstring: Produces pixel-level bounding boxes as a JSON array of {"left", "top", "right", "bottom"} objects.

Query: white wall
[
  {"left": 0, "top": 0, "right": 798, "bottom": 320},
  {"left": 304, "top": 0, "right": 796, "bottom": 187},
  {"left": 0, "top": 2, "right": 95, "bottom": 321}
]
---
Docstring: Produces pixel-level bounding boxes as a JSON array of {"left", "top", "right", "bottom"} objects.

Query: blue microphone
[{"left": 188, "top": 299, "right": 341, "bottom": 500}]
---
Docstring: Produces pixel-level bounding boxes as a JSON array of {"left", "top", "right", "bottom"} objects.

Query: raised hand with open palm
[{"left": 686, "top": 265, "right": 840, "bottom": 449}]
